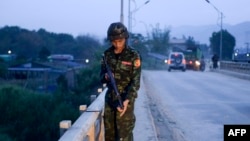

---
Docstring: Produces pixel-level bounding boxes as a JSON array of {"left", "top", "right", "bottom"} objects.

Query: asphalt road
[{"left": 142, "top": 70, "right": 250, "bottom": 141}]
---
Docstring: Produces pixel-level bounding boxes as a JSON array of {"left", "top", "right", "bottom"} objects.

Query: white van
[{"left": 167, "top": 52, "right": 186, "bottom": 72}]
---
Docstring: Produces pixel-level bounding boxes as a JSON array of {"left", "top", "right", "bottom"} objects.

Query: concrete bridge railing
[
  {"left": 58, "top": 87, "right": 107, "bottom": 141},
  {"left": 220, "top": 61, "right": 250, "bottom": 75}
]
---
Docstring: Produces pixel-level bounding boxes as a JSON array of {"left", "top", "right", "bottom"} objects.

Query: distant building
[
  {"left": 48, "top": 54, "right": 74, "bottom": 62},
  {"left": 7, "top": 60, "right": 85, "bottom": 93}
]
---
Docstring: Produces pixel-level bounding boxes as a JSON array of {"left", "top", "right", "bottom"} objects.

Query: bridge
[{"left": 58, "top": 61, "right": 250, "bottom": 141}]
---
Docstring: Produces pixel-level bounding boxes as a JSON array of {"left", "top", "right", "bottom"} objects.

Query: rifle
[{"left": 103, "top": 55, "right": 124, "bottom": 109}]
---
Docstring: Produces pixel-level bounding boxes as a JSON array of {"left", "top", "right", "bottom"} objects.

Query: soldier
[{"left": 100, "top": 22, "right": 142, "bottom": 141}]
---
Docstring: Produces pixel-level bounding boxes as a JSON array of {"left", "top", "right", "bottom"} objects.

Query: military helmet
[{"left": 107, "top": 22, "right": 129, "bottom": 41}]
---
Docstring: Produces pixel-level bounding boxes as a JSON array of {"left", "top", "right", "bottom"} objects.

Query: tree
[
  {"left": 75, "top": 35, "right": 101, "bottom": 60},
  {"left": 148, "top": 24, "right": 170, "bottom": 55},
  {"left": 129, "top": 33, "right": 148, "bottom": 55},
  {"left": 0, "top": 85, "right": 79, "bottom": 141},
  {"left": 0, "top": 26, "right": 105, "bottom": 68},
  {"left": 209, "top": 30, "right": 236, "bottom": 60},
  {"left": 38, "top": 46, "right": 51, "bottom": 61},
  {"left": 186, "top": 36, "right": 197, "bottom": 50}
]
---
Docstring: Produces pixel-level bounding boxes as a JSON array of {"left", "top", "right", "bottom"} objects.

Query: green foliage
[
  {"left": 0, "top": 25, "right": 127, "bottom": 140},
  {"left": 209, "top": 30, "right": 236, "bottom": 60},
  {"left": 74, "top": 63, "right": 102, "bottom": 106},
  {"left": 38, "top": 46, "right": 51, "bottom": 61},
  {"left": 130, "top": 33, "right": 148, "bottom": 54},
  {"left": 0, "top": 59, "right": 7, "bottom": 78},
  {"left": 186, "top": 36, "right": 197, "bottom": 50},
  {"left": 56, "top": 74, "right": 69, "bottom": 93},
  {"left": 0, "top": 26, "right": 102, "bottom": 63},
  {"left": 0, "top": 85, "right": 79, "bottom": 141},
  {"left": 148, "top": 23, "right": 170, "bottom": 54},
  {"left": 0, "top": 133, "right": 14, "bottom": 141}
]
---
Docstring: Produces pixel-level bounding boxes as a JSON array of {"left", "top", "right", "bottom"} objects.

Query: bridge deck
[
  {"left": 134, "top": 77, "right": 158, "bottom": 141},
  {"left": 134, "top": 68, "right": 250, "bottom": 141}
]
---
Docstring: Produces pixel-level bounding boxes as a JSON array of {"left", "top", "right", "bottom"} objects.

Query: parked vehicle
[{"left": 166, "top": 52, "right": 186, "bottom": 72}]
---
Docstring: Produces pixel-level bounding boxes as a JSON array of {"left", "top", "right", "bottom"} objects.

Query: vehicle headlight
[{"left": 195, "top": 60, "right": 200, "bottom": 66}]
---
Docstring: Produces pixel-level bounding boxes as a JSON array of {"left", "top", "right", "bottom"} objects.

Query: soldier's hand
[
  {"left": 104, "top": 73, "right": 109, "bottom": 80},
  {"left": 105, "top": 73, "right": 114, "bottom": 81},
  {"left": 117, "top": 99, "right": 130, "bottom": 117}
]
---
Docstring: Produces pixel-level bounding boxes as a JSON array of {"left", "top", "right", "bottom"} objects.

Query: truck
[{"left": 182, "top": 47, "right": 205, "bottom": 71}]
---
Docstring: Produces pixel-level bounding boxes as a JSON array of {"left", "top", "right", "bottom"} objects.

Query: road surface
[{"left": 142, "top": 70, "right": 250, "bottom": 141}]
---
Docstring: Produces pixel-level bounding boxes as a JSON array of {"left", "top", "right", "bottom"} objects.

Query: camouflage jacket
[{"left": 100, "top": 45, "right": 141, "bottom": 103}]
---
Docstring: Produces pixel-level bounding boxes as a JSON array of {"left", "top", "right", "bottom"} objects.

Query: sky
[{"left": 0, "top": 0, "right": 250, "bottom": 39}]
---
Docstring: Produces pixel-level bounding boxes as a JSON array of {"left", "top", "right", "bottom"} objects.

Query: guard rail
[
  {"left": 58, "top": 88, "right": 107, "bottom": 141},
  {"left": 220, "top": 61, "right": 250, "bottom": 75}
]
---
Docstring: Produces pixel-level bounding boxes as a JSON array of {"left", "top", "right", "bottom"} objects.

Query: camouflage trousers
[{"left": 104, "top": 100, "right": 136, "bottom": 141}]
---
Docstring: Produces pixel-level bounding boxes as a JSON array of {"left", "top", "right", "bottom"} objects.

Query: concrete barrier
[
  {"left": 220, "top": 61, "right": 250, "bottom": 75},
  {"left": 58, "top": 88, "right": 107, "bottom": 141},
  {"left": 213, "top": 61, "right": 250, "bottom": 81}
]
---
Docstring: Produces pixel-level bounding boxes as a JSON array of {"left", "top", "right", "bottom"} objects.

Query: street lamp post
[
  {"left": 128, "top": 0, "right": 150, "bottom": 33},
  {"left": 205, "top": 0, "right": 224, "bottom": 60},
  {"left": 128, "top": 0, "right": 131, "bottom": 31},
  {"left": 120, "top": 0, "right": 124, "bottom": 23}
]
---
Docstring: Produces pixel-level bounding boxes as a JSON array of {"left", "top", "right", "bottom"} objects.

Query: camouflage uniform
[{"left": 100, "top": 45, "right": 141, "bottom": 141}]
